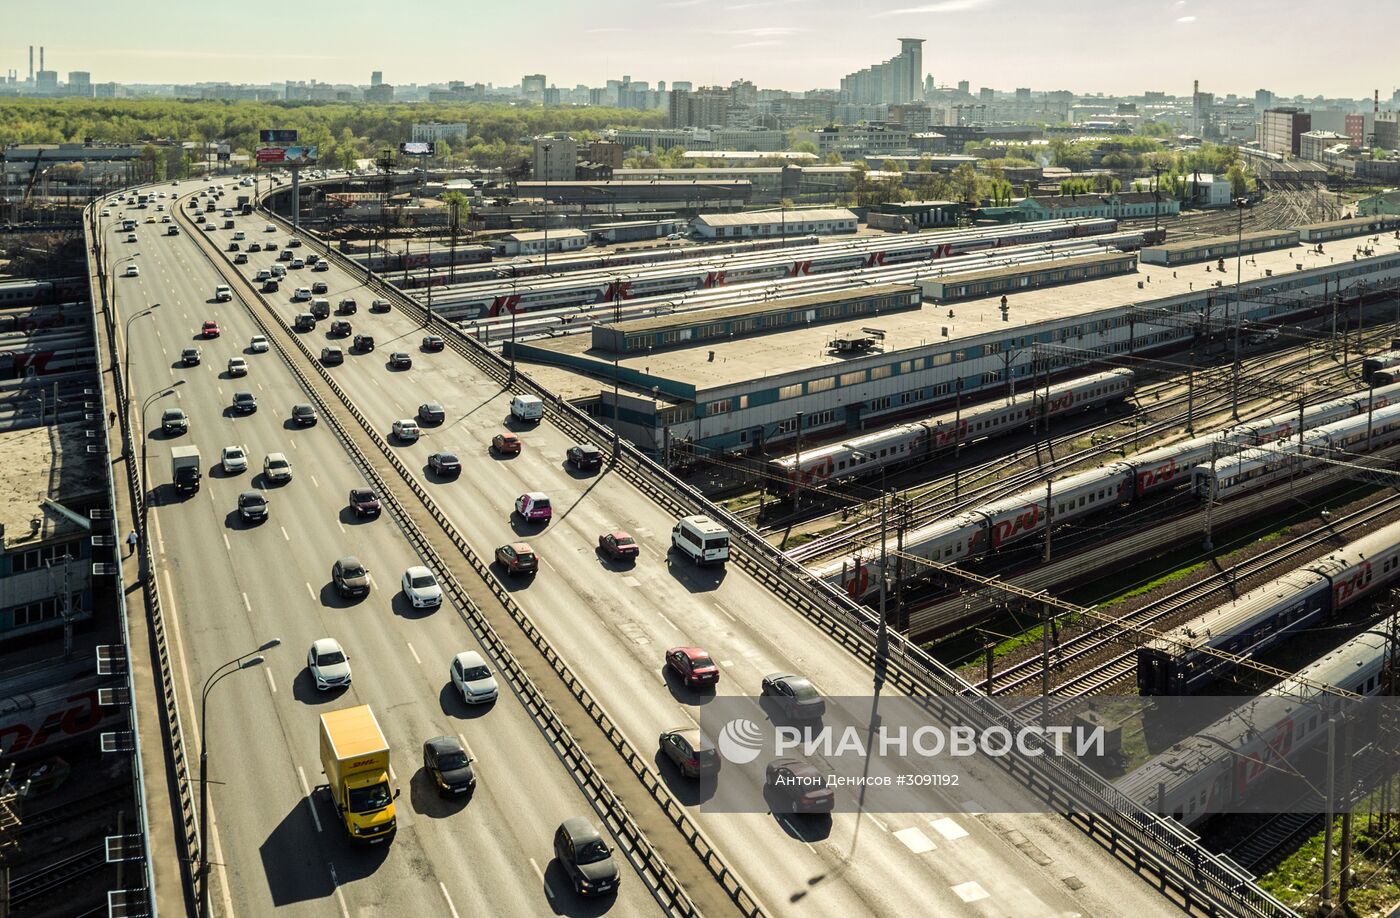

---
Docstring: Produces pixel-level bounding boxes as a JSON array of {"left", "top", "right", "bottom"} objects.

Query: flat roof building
[
  {"left": 511, "top": 227, "right": 1397, "bottom": 457},
  {"left": 692, "top": 208, "right": 857, "bottom": 239},
  {"left": 490, "top": 228, "right": 588, "bottom": 257}
]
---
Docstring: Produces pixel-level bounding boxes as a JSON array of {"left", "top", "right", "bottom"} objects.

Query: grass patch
[{"left": 1257, "top": 816, "right": 1400, "bottom": 915}]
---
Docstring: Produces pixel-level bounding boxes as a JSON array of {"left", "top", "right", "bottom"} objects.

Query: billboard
[
  {"left": 400, "top": 141, "right": 436, "bottom": 156},
  {"left": 260, "top": 129, "right": 299, "bottom": 144},
  {"left": 256, "top": 146, "right": 319, "bottom": 165}
]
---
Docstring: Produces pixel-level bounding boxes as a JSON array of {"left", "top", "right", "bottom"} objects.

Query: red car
[
  {"left": 665, "top": 647, "right": 719, "bottom": 688},
  {"left": 201, "top": 320, "right": 221, "bottom": 338},
  {"left": 491, "top": 433, "right": 521, "bottom": 455},
  {"left": 598, "top": 531, "right": 639, "bottom": 561}
]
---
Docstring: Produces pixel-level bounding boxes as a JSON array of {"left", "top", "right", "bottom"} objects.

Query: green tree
[
  {"left": 791, "top": 140, "right": 818, "bottom": 156},
  {"left": 950, "top": 163, "right": 979, "bottom": 202}
]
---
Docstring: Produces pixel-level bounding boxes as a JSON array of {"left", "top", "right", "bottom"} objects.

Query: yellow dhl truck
[{"left": 319, "top": 705, "right": 399, "bottom": 843}]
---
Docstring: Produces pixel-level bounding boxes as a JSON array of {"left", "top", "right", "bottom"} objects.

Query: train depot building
[{"left": 511, "top": 223, "right": 1400, "bottom": 459}]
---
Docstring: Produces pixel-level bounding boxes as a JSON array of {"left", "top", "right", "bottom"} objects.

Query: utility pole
[
  {"left": 1231, "top": 197, "right": 1245, "bottom": 421},
  {"left": 1042, "top": 478, "right": 1053, "bottom": 563},
  {"left": 952, "top": 378, "right": 963, "bottom": 499},
  {"left": 792, "top": 411, "right": 804, "bottom": 512},
  {"left": 1202, "top": 444, "right": 1217, "bottom": 551},
  {"left": 542, "top": 142, "right": 552, "bottom": 272},
  {"left": 1040, "top": 603, "right": 1051, "bottom": 728}
]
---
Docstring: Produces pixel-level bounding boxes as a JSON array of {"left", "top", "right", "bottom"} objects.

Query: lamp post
[
  {"left": 109, "top": 252, "right": 141, "bottom": 315},
  {"left": 612, "top": 277, "right": 621, "bottom": 455},
  {"left": 198, "top": 638, "right": 281, "bottom": 918},
  {"left": 508, "top": 277, "right": 519, "bottom": 385},
  {"left": 123, "top": 301, "right": 159, "bottom": 406},
  {"left": 542, "top": 142, "right": 552, "bottom": 272},
  {"left": 138, "top": 381, "right": 185, "bottom": 540},
  {"left": 1231, "top": 197, "right": 1246, "bottom": 421},
  {"left": 851, "top": 450, "right": 890, "bottom": 667}
]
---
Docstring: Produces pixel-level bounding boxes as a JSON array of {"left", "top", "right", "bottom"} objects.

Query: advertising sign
[
  {"left": 400, "top": 141, "right": 436, "bottom": 156},
  {"left": 260, "top": 129, "right": 299, "bottom": 144},
  {"left": 256, "top": 145, "right": 319, "bottom": 165}
]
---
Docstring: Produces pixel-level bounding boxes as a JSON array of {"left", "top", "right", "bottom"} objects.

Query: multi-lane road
[{"left": 100, "top": 180, "right": 1186, "bottom": 916}]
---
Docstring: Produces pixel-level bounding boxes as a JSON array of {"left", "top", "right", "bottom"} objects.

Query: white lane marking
[
  {"left": 950, "top": 881, "right": 989, "bottom": 903},
  {"left": 407, "top": 642, "right": 422, "bottom": 665},
  {"left": 310, "top": 474, "right": 319, "bottom": 488},
  {"left": 779, "top": 817, "right": 816, "bottom": 852},
  {"left": 656, "top": 610, "right": 679, "bottom": 632},
  {"left": 289, "top": 439, "right": 297, "bottom": 450},
  {"left": 866, "top": 812, "right": 888, "bottom": 832},
  {"left": 714, "top": 603, "right": 737, "bottom": 622},
  {"left": 457, "top": 733, "right": 474, "bottom": 761},
  {"left": 305, "top": 581, "right": 316, "bottom": 600},
  {"left": 389, "top": 764, "right": 398, "bottom": 783},
  {"left": 328, "top": 863, "right": 350, "bottom": 917},
  {"left": 264, "top": 669, "right": 276, "bottom": 694},
  {"left": 930, "top": 817, "right": 968, "bottom": 841},
  {"left": 440, "top": 883, "right": 461, "bottom": 918},
  {"left": 280, "top": 526, "right": 290, "bottom": 541},
  {"left": 242, "top": 592, "right": 251, "bottom": 612},
  {"left": 336, "top": 520, "right": 345, "bottom": 533},
  {"left": 960, "top": 799, "right": 985, "bottom": 815},
  {"left": 529, "top": 858, "right": 554, "bottom": 901},
  {"left": 894, "top": 827, "right": 936, "bottom": 854},
  {"left": 216, "top": 385, "right": 222, "bottom": 396},
  {"left": 223, "top": 533, "right": 231, "bottom": 551}
]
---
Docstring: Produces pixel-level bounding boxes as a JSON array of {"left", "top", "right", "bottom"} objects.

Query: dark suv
[
  {"left": 658, "top": 727, "right": 721, "bottom": 778},
  {"left": 292, "top": 404, "right": 318, "bottom": 426},
  {"left": 417, "top": 402, "right": 445, "bottom": 425},
  {"left": 567, "top": 444, "right": 603, "bottom": 471},
  {"left": 332, "top": 556, "right": 371, "bottom": 598},
  {"left": 553, "top": 818, "right": 620, "bottom": 897},
  {"left": 348, "top": 487, "right": 381, "bottom": 518}
]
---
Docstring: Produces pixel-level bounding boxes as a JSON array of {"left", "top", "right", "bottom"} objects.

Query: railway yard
[{"left": 340, "top": 179, "right": 1400, "bottom": 910}]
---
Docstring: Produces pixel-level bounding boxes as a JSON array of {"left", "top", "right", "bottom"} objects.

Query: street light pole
[
  {"left": 542, "top": 143, "right": 551, "bottom": 272},
  {"left": 123, "top": 301, "right": 159, "bottom": 405},
  {"left": 138, "top": 381, "right": 185, "bottom": 541},
  {"left": 198, "top": 638, "right": 280, "bottom": 918},
  {"left": 1231, "top": 197, "right": 1246, "bottom": 421},
  {"left": 612, "top": 279, "right": 621, "bottom": 455}
]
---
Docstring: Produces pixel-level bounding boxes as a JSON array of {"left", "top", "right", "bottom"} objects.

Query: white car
[
  {"left": 221, "top": 446, "right": 248, "bottom": 473},
  {"left": 263, "top": 452, "right": 292, "bottom": 483},
  {"left": 123, "top": 264, "right": 140, "bottom": 277},
  {"left": 293, "top": 287, "right": 312, "bottom": 301},
  {"left": 392, "top": 419, "right": 421, "bottom": 442},
  {"left": 214, "top": 284, "right": 232, "bottom": 302},
  {"left": 249, "top": 335, "right": 269, "bottom": 353},
  {"left": 450, "top": 651, "right": 498, "bottom": 705},
  {"left": 265, "top": 223, "right": 277, "bottom": 232},
  {"left": 401, "top": 566, "right": 443, "bottom": 608},
  {"left": 291, "top": 258, "right": 305, "bottom": 270},
  {"left": 227, "top": 357, "right": 248, "bottom": 377},
  {"left": 232, "top": 231, "right": 246, "bottom": 241},
  {"left": 308, "top": 638, "right": 352, "bottom": 691}
]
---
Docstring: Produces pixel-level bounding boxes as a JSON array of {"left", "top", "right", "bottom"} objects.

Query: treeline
[{"left": 0, "top": 98, "right": 667, "bottom": 170}]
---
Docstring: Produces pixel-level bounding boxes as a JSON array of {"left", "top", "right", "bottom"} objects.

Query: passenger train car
[
  {"left": 1118, "top": 618, "right": 1394, "bottom": 828},
  {"left": 1191, "top": 402, "right": 1400, "bottom": 501},
  {"left": 1137, "top": 518, "right": 1400, "bottom": 695},
  {"left": 769, "top": 370, "right": 1135, "bottom": 490},
  {"left": 813, "top": 383, "right": 1400, "bottom": 601},
  {"left": 0, "top": 277, "right": 89, "bottom": 308},
  {"left": 1362, "top": 350, "right": 1400, "bottom": 383},
  {"left": 433, "top": 219, "right": 1120, "bottom": 318}
]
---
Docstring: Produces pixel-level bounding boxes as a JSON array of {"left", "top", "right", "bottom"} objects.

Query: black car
[
  {"left": 161, "top": 408, "right": 188, "bottom": 434},
  {"left": 247, "top": 242, "right": 262, "bottom": 253},
  {"left": 262, "top": 279, "right": 280, "bottom": 293},
  {"left": 353, "top": 334, "right": 375, "bottom": 353},
  {"left": 422, "top": 335, "right": 445, "bottom": 352},
  {"left": 287, "top": 237, "right": 303, "bottom": 248},
  {"left": 659, "top": 727, "right": 721, "bottom": 778},
  {"left": 417, "top": 402, "right": 445, "bottom": 425},
  {"left": 371, "top": 298, "right": 391, "bottom": 313},
  {"left": 292, "top": 404, "right": 318, "bottom": 426},
  {"left": 232, "top": 391, "right": 258, "bottom": 414},
  {"left": 320, "top": 346, "right": 343, "bottom": 365},
  {"left": 237, "top": 490, "right": 269, "bottom": 523},
  {"left": 760, "top": 673, "right": 826, "bottom": 721},
  {"left": 764, "top": 758, "right": 835, "bottom": 814},
  {"left": 553, "top": 818, "right": 620, "bottom": 897},
  {"left": 329, "top": 320, "right": 352, "bottom": 337},
  {"left": 428, "top": 452, "right": 461, "bottom": 477},
  {"left": 422, "top": 736, "right": 475, "bottom": 796},
  {"left": 348, "top": 487, "right": 381, "bottom": 517},
  {"left": 233, "top": 252, "right": 248, "bottom": 264},
  {"left": 337, "top": 298, "right": 357, "bottom": 315},
  {"left": 567, "top": 444, "right": 603, "bottom": 470},
  {"left": 331, "top": 555, "right": 371, "bottom": 598},
  {"left": 227, "top": 242, "right": 240, "bottom": 252},
  {"left": 389, "top": 352, "right": 412, "bottom": 370},
  {"left": 181, "top": 347, "right": 201, "bottom": 366},
  {"left": 311, "top": 281, "right": 328, "bottom": 294}
]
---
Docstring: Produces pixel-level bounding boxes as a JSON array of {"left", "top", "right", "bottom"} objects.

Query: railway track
[
  {"left": 8, "top": 844, "right": 108, "bottom": 908},
  {"left": 784, "top": 332, "right": 1378, "bottom": 567},
  {"left": 984, "top": 494, "right": 1400, "bottom": 700},
  {"left": 1224, "top": 811, "right": 1322, "bottom": 874}
]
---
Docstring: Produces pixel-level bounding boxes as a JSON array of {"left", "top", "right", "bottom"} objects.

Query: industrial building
[
  {"left": 918, "top": 252, "right": 1138, "bottom": 303},
  {"left": 516, "top": 179, "right": 753, "bottom": 209},
  {"left": 1140, "top": 229, "right": 1299, "bottom": 266},
  {"left": 510, "top": 226, "right": 1396, "bottom": 458},
  {"left": 489, "top": 228, "right": 589, "bottom": 256},
  {"left": 691, "top": 209, "right": 858, "bottom": 239},
  {"left": 1259, "top": 107, "right": 1312, "bottom": 156}
]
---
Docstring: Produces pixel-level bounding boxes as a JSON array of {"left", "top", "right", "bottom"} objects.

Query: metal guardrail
[
  {"left": 295, "top": 213, "right": 1297, "bottom": 917},
  {"left": 181, "top": 201, "right": 725, "bottom": 917}
]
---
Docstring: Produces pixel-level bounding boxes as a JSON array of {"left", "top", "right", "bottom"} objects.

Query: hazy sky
[{"left": 3, "top": 0, "right": 1389, "bottom": 99}]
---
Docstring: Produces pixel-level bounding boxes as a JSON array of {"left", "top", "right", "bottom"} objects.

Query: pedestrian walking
[
  {"left": 126, "top": 530, "right": 138, "bottom": 556},
  {"left": 109, "top": 410, "right": 117, "bottom": 428}
]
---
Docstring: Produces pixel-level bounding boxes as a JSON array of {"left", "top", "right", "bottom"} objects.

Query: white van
[
  {"left": 671, "top": 515, "right": 730, "bottom": 566},
  {"left": 510, "top": 394, "right": 544, "bottom": 423}
]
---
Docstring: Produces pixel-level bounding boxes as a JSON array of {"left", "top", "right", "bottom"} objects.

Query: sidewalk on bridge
[{"left": 92, "top": 250, "right": 192, "bottom": 918}]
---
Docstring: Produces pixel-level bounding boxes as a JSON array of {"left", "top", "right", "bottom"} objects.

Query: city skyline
[{"left": 4, "top": 0, "right": 1394, "bottom": 99}]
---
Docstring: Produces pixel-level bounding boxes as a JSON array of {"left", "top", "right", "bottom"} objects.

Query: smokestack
[
  {"left": 1376, "top": 89, "right": 1380, "bottom": 114},
  {"left": 28, "top": 46, "right": 33, "bottom": 82},
  {"left": 1193, "top": 79, "right": 1199, "bottom": 96},
  {"left": 40, "top": 47, "right": 44, "bottom": 73}
]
